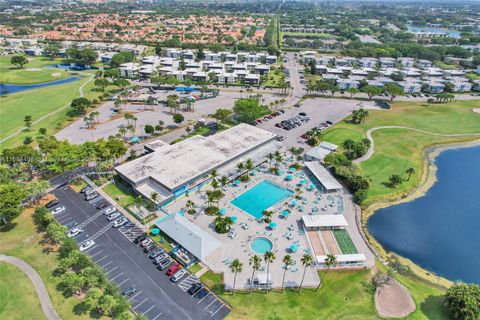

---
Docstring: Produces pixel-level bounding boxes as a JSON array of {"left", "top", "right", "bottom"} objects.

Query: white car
[
  {"left": 104, "top": 207, "right": 116, "bottom": 215},
  {"left": 67, "top": 227, "right": 83, "bottom": 238},
  {"left": 107, "top": 211, "right": 121, "bottom": 221},
  {"left": 112, "top": 217, "right": 128, "bottom": 228},
  {"left": 79, "top": 240, "right": 95, "bottom": 252},
  {"left": 50, "top": 206, "right": 66, "bottom": 215},
  {"left": 141, "top": 238, "right": 152, "bottom": 247}
]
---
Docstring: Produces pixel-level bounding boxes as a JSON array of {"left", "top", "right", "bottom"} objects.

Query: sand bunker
[
  {"left": 25, "top": 68, "right": 42, "bottom": 71},
  {"left": 375, "top": 279, "right": 416, "bottom": 318},
  {"left": 51, "top": 72, "right": 62, "bottom": 77},
  {"left": 473, "top": 108, "right": 480, "bottom": 114}
]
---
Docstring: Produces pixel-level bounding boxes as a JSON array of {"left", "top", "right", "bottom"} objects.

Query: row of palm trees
[
  {"left": 266, "top": 151, "right": 284, "bottom": 172},
  {"left": 228, "top": 253, "right": 339, "bottom": 294},
  {"left": 84, "top": 111, "right": 100, "bottom": 129}
]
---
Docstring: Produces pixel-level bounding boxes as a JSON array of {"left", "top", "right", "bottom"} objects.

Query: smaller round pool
[{"left": 250, "top": 237, "right": 273, "bottom": 254}]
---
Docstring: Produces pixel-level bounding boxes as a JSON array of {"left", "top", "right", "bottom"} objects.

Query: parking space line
[
  {"left": 117, "top": 278, "right": 130, "bottom": 287},
  {"left": 151, "top": 313, "right": 163, "bottom": 320},
  {"left": 101, "top": 260, "right": 113, "bottom": 268},
  {"left": 132, "top": 298, "right": 148, "bottom": 311},
  {"left": 84, "top": 245, "right": 97, "bottom": 253},
  {"left": 141, "top": 305, "right": 155, "bottom": 315},
  {"left": 197, "top": 291, "right": 211, "bottom": 304},
  {"left": 203, "top": 299, "right": 217, "bottom": 310},
  {"left": 106, "top": 266, "right": 118, "bottom": 274},
  {"left": 127, "top": 291, "right": 142, "bottom": 302},
  {"left": 58, "top": 217, "right": 73, "bottom": 224},
  {"left": 211, "top": 304, "right": 225, "bottom": 317},
  {"left": 110, "top": 272, "right": 124, "bottom": 281},
  {"left": 94, "top": 255, "right": 109, "bottom": 263},
  {"left": 89, "top": 250, "right": 103, "bottom": 258}
]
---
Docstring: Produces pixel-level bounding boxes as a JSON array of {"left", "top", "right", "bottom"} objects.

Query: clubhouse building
[{"left": 115, "top": 124, "right": 283, "bottom": 207}]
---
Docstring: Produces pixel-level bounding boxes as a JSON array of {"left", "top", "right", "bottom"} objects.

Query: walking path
[
  {"left": 0, "top": 74, "right": 93, "bottom": 144},
  {"left": 354, "top": 125, "right": 480, "bottom": 164},
  {"left": 0, "top": 255, "right": 61, "bottom": 320}
]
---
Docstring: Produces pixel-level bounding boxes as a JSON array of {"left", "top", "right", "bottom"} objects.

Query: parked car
[
  {"left": 166, "top": 263, "right": 181, "bottom": 276},
  {"left": 112, "top": 217, "right": 128, "bottom": 228},
  {"left": 85, "top": 192, "right": 99, "bottom": 201},
  {"left": 124, "top": 221, "right": 135, "bottom": 228},
  {"left": 141, "top": 238, "right": 152, "bottom": 247},
  {"left": 107, "top": 212, "right": 121, "bottom": 221},
  {"left": 103, "top": 206, "right": 116, "bottom": 215},
  {"left": 51, "top": 206, "right": 66, "bottom": 215},
  {"left": 96, "top": 202, "right": 109, "bottom": 210},
  {"left": 187, "top": 283, "right": 203, "bottom": 296},
  {"left": 171, "top": 269, "right": 187, "bottom": 282},
  {"left": 121, "top": 286, "right": 137, "bottom": 297},
  {"left": 154, "top": 253, "right": 169, "bottom": 264},
  {"left": 45, "top": 199, "right": 59, "bottom": 209},
  {"left": 84, "top": 188, "right": 96, "bottom": 196},
  {"left": 157, "top": 258, "right": 173, "bottom": 271},
  {"left": 79, "top": 240, "right": 95, "bottom": 252},
  {"left": 67, "top": 227, "right": 83, "bottom": 238},
  {"left": 148, "top": 248, "right": 164, "bottom": 259},
  {"left": 81, "top": 186, "right": 92, "bottom": 194},
  {"left": 326, "top": 120, "right": 333, "bottom": 125},
  {"left": 143, "top": 242, "right": 157, "bottom": 253},
  {"left": 134, "top": 234, "right": 148, "bottom": 244}
]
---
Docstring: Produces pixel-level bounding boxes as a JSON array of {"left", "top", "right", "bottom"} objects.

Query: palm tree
[
  {"left": 264, "top": 251, "right": 276, "bottom": 293},
  {"left": 299, "top": 254, "right": 314, "bottom": 292},
  {"left": 229, "top": 259, "right": 243, "bottom": 295},
  {"left": 210, "top": 169, "right": 219, "bottom": 182},
  {"left": 236, "top": 162, "right": 245, "bottom": 173},
  {"left": 185, "top": 200, "right": 195, "bottom": 214},
  {"left": 319, "top": 254, "right": 337, "bottom": 291},
  {"left": 406, "top": 167, "right": 415, "bottom": 181},
  {"left": 220, "top": 175, "right": 229, "bottom": 188},
  {"left": 262, "top": 210, "right": 273, "bottom": 223},
  {"left": 150, "top": 192, "right": 159, "bottom": 204},
  {"left": 118, "top": 127, "right": 127, "bottom": 139},
  {"left": 127, "top": 124, "right": 135, "bottom": 137},
  {"left": 249, "top": 255, "right": 261, "bottom": 293},
  {"left": 282, "top": 255, "right": 293, "bottom": 293},
  {"left": 245, "top": 159, "right": 254, "bottom": 171},
  {"left": 266, "top": 153, "right": 275, "bottom": 169}
]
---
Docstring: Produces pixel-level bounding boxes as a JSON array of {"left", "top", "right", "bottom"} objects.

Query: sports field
[{"left": 333, "top": 229, "right": 358, "bottom": 254}]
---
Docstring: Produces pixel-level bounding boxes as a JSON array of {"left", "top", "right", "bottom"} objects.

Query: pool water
[
  {"left": 250, "top": 237, "right": 273, "bottom": 254},
  {"left": 231, "top": 180, "right": 293, "bottom": 219}
]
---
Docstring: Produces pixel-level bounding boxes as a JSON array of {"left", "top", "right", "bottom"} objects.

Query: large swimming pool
[{"left": 231, "top": 180, "right": 293, "bottom": 219}]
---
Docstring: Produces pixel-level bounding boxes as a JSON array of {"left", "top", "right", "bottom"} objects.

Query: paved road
[
  {"left": 0, "top": 255, "right": 61, "bottom": 320},
  {"left": 354, "top": 125, "right": 480, "bottom": 164}
]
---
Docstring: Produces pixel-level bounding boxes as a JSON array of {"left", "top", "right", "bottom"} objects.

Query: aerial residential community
[{"left": 0, "top": 1, "right": 479, "bottom": 320}]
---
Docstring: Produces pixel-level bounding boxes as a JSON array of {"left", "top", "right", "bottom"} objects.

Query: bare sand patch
[
  {"left": 51, "top": 72, "right": 62, "bottom": 77},
  {"left": 25, "top": 68, "right": 42, "bottom": 71},
  {"left": 375, "top": 279, "right": 416, "bottom": 318},
  {"left": 473, "top": 108, "right": 480, "bottom": 114}
]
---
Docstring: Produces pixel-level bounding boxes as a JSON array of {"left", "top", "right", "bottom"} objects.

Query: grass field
[
  {"left": 200, "top": 267, "right": 449, "bottom": 320},
  {"left": 0, "top": 55, "right": 70, "bottom": 84},
  {"left": 332, "top": 229, "right": 358, "bottom": 254},
  {"left": 322, "top": 100, "right": 480, "bottom": 205},
  {"left": 0, "top": 209, "right": 106, "bottom": 320},
  {"left": 102, "top": 182, "right": 136, "bottom": 207},
  {"left": 0, "top": 262, "right": 46, "bottom": 320}
]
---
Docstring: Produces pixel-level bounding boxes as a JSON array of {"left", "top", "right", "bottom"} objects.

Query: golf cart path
[
  {"left": 353, "top": 126, "right": 480, "bottom": 164},
  {"left": 0, "top": 255, "right": 61, "bottom": 320},
  {"left": 0, "top": 74, "right": 93, "bottom": 144}
]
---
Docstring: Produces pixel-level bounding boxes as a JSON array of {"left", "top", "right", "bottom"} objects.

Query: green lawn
[
  {"left": 465, "top": 72, "right": 480, "bottom": 81},
  {"left": 200, "top": 268, "right": 449, "bottom": 320},
  {"left": 322, "top": 100, "right": 480, "bottom": 205},
  {"left": 102, "top": 182, "right": 136, "bottom": 207},
  {"left": 0, "top": 209, "right": 106, "bottom": 320},
  {"left": 264, "top": 68, "right": 285, "bottom": 88},
  {"left": 0, "top": 262, "right": 46, "bottom": 320},
  {"left": 0, "top": 55, "right": 70, "bottom": 84}
]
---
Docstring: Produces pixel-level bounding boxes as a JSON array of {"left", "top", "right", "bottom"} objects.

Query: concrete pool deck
[{"left": 163, "top": 157, "right": 375, "bottom": 290}]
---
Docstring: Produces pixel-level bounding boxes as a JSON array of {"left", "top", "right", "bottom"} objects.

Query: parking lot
[
  {"left": 51, "top": 186, "right": 230, "bottom": 320},
  {"left": 256, "top": 97, "right": 379, "bottom": 148}
]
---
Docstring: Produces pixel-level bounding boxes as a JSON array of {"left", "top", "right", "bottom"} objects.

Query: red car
[{"left": 166, "top": 263, "right": 181, "bottom": 276}]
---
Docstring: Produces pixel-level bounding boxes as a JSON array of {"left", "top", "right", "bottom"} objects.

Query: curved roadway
[{"left": 0, "top": 255, "right": 61, "bottom": 320}]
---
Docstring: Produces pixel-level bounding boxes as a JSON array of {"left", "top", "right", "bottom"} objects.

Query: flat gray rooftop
[{"left": 115, "top": 123, "right": 276, "bottom": 191}]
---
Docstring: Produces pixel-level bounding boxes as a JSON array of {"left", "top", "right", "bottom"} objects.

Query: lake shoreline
[{"left": 362, "top": 139, "right": 480, "bottom": 287}]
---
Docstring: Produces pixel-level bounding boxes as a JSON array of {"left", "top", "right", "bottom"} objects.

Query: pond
[
  {"left": 0, "top": 77, "right": 81, "bottom": 96},
  {"left": 367, "top": 146, "right": 480, "bottom": 284},
  {"left": 407, "top": 25, "right": 461, "bottom": 39}
]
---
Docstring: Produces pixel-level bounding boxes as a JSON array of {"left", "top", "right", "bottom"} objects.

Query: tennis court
[{"left": 332, "top": 229, "right": 358, "bottom": 254}]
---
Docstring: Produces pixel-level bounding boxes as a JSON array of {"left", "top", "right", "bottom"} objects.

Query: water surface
[
  {"left": 0, "top": 77, "right": 80, "bottom": 96},
  {"left": 368, "top": 146, "right": 480, "bottom": 283}
]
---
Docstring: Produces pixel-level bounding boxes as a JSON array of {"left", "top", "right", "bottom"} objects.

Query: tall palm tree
[
  {"left": 266, "top": 153, "right": 275, "bottom": 169},
  {"left": 118, "top": 127, "right": 127, "bottom": 139},
  {"left": 150, "top": 192, "right": 159, "bottom": 204},
  {"left": 249, "top": 255, "right": 261, "bottom": 293},
  {"left": 229, "top": 259, "right": 243, "bottom": 295},
  {"left": 245, "top": 159, "right": 254, "bottom": 171},
  {"left": 210, "top": 169, "right": 219, "bottom": 182},
  {"left": 319, "top": 254, "right": 337, "bottom": 291},
  {"left": 406, "top": 167, "right": 415, "bottom": 181},
  {"left": 299, "top": 254, "right": 314, "bottom": 292},
  {"left": 236, "top": 162, "right": 245, "bottom": 173},
  {"left": 282, "top": 255, "right": 293, "bottom": 293},
  {"left": 264, "top": 251, "right": 276, "bottom": 293},
  {"left": 220, "top": 176, "right": 229, "bottom": 188}
]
